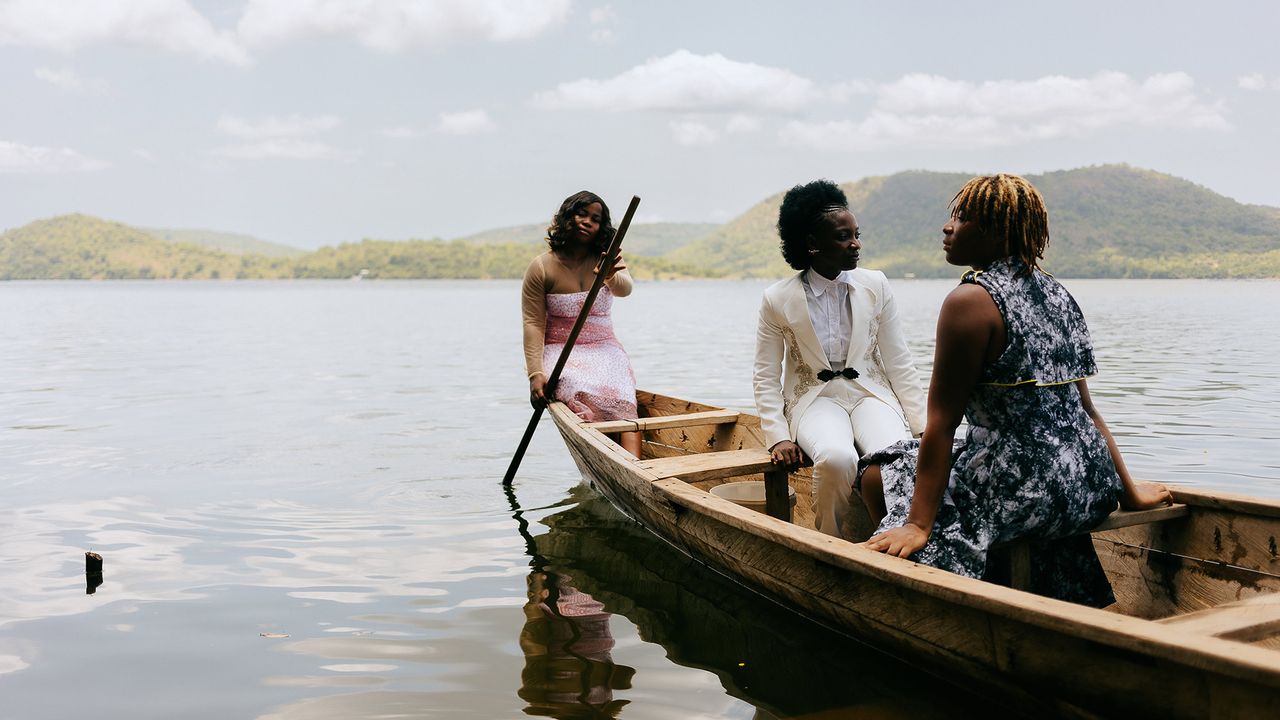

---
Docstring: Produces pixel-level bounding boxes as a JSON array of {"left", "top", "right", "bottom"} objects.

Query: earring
[{"left": 808, "top": 248, "right": 818, "bottom": 254}]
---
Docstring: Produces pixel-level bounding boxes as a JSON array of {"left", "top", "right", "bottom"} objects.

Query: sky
[{"left": 1, "top": 0, "right": 1278, "bottom": 249}]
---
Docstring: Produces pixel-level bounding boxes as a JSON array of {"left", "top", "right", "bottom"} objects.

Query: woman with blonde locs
[
  {"left": 521, "top": 190, "right": 641, "bottom": 456},
  {"left": 858, "top": 174, "right": 1172, "bottom": 607}
]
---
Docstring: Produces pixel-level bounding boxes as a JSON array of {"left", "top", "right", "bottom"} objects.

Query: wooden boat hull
[{"left": 548, "top": 392, "right": 1280, "bottom": 718}]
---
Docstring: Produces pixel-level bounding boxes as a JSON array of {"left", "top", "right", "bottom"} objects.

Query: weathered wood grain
[
  {"left": 585, "top": 408, "right": 739, "bottom": 434},
  {"left": 639, "top": 448, "right": 776, "bottom": 483},
  {"left": 548, "top": 391, "right": 1280, "bottom": 718},
  {"left": 1157, "top": 593, "right": 1280, "bottom": 641}
]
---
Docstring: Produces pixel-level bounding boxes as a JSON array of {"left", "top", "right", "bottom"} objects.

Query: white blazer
[{"left": 753, "top": 268, "right": 927, "bottom": 450}]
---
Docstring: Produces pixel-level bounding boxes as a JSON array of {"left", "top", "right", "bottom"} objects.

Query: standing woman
[
  {"left": 754, "top": 180, "right": 927, "bottom": 538},
  {"left": 521, "top": 190, "right": 641, "bottom": 457},
  {"left": 860, "top": 174, "right": 1171, "bottom": 607}
]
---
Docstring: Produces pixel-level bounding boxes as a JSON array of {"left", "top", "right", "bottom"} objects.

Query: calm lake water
[{"left": 1, "top": 279, "right": 1277, "bottom": 719}]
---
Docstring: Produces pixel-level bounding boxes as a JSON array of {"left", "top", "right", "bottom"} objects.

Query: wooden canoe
[{"left": 547, "top": 390, "right": 1280, "bottom": 719}]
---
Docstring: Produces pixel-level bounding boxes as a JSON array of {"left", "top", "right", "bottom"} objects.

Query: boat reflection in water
[
  {"left": 518, "top": 569, "right": 634, "bottom": 718},
  {"left": 513, "top": 484, "right": 991, "bottom": 720}
]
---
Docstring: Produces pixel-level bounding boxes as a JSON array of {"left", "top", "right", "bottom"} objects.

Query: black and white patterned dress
[{"left": 858, "top": 257, "right": 1121, "bottom": 607}]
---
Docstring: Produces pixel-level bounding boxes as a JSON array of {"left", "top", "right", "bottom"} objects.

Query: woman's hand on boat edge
[
  {"left": 1121, "top": 480, "right": 1174, "bottom": 511},
  {"left": 865, "top": 522, "right": 929, "bottom": 558}
]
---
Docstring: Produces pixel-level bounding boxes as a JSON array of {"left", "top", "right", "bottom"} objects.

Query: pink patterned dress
[{"left": 543, "top": 287, "right": 638, "bottom": 422}]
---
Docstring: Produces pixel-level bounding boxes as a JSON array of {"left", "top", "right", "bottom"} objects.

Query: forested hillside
[
  {"left": 0, "top": 215, "right": 293, "bottom": 279},
  {"left": 4, "top": 166, "right": 1278, "bottom": 280},
  {"left": 143, "top": 227, "right": 305, "bottom": 257},
  {"left": 0, "top": 215, "right": 701, "bottom": 280},
  {"left": 671, "top": 166, "right": 1280, "bottom": 278},
  {"left": 289, "top": 238, "right": 701, "bottom": 279},
  {"left": 453, "top": 221, "right": 718, "bottom": 257}
]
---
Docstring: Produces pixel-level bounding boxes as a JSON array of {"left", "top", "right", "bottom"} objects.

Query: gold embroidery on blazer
[
  {"left": 864, "top": 344, "right": 891, "bottom": 388},
  {"left": 781, "top": 326, "right": 820, "bottom": 421}
]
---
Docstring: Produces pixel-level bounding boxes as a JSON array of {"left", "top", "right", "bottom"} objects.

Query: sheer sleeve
[
  {"left": 521, "top": 255, "right": 550, "bottom": 378},
  {"left": 605, "top": 268, "right": 633, "bottom": 297}
]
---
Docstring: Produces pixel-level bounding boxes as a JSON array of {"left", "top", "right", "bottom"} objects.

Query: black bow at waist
[{"left": 817, "top": 367, "right": 859, "bottom": 382}]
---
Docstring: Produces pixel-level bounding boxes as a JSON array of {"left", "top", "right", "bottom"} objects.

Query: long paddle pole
[{"left": 502, "top": 195, "right": 641, "bottom": 486}]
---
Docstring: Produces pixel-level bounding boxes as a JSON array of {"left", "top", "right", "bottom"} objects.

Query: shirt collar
[{"left": 805, "top": 269, "right": 852, "bottom": 297}]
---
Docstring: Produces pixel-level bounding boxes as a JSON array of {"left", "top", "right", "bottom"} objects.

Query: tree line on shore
[{"left": 4, "top": 165, "right": 1278, "bottom": 280}]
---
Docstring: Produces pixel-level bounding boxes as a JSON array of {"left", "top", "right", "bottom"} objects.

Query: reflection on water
[
  {"left": 0, "top": 280, "right": 1276, "bottom": 718},
  {"left": 519, "top": 571, "right": 633, "bottom": 719},
  {"left": 510, "top": 484, "right": 634, "bottom": 719},
  {"left": 522, "top": 486, "right": 995, "bottom": 719}
]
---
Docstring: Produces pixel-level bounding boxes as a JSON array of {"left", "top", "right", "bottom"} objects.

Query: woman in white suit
[{"left": 753, "top": 180, "right": 926, "bottom": 537}]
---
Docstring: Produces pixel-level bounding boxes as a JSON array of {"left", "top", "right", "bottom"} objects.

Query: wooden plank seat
[
  {"left": 584, "top": 409, "right": 739, "bottom": 434},
  {"left": 994, "top": 503, "right": 1190, "bottom": 590},
  {"left": 639, "top": 448, "right": 797, "bottom": 522},
  {"left": 639, "top": 448, "right": 776, "bottom": 483},
  {"left": 1154, "top": 593, "right": 1280, "bottom": 641},
  {"left": 1091, "top": 503, "right": 1189, "bottom": 531}
]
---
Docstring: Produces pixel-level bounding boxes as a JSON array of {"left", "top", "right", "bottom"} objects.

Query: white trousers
[{"left": 795, "top": 379, "right": 910, "bottom": 537}]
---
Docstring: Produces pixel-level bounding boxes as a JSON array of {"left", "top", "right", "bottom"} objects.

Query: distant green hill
[
  {"left": 0, "top": 214, "right": 293, "bottom": 279},
  {"left": 142, "top": 227, "right": 305, "bottom": 257},
  {"left": 671, "top": 165, "right": 1280, "bottom": 278},
  {"left": 454, "top": 222, "right": 718, "bottom": 257},
  {"left": 4, "top": 167, "right": 1278, "bottom": 280},
  {"left": 291, "top": 238, "right": 702, "bottom": 280},
  {"left": 0, "top": 215, "right": 703, "bottom": 280}
]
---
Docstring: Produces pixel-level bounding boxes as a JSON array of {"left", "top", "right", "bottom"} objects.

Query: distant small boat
[{"left": 549, "top": 390, "right": 1280, "bottom": 718}]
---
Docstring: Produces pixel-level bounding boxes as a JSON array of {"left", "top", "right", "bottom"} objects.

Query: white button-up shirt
[{"left": 802, "top": 269, "right": 853, "bottom": 369}]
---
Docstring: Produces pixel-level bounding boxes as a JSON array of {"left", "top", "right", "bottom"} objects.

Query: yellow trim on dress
[{"left": 981, "top": 374, "right": 1095, "bottom": 388}]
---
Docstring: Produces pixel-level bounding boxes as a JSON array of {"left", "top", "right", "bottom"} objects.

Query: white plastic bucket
[{"left": 709, "top": 480, "right": 796, "bottom": 514}]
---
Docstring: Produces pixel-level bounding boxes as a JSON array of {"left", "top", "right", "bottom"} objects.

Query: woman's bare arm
[
  {"left": 1077, "top": 380, "right": 1173, "bottom": 510},
  {"left": 866, "top": 283, "right": 1001, "bottom": 557}
]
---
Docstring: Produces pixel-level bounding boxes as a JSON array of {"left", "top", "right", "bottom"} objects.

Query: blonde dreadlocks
[{"left": 949, "top": 174, "right": 1049, "bottom": 273}]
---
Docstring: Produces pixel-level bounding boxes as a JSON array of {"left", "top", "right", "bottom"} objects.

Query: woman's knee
[{"left": 813, "top": 447, "right": 858, "bottom": 474}]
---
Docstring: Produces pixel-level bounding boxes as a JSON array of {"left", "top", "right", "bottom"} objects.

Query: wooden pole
[{"left": 502, "top": 195, "right": 641, "bottom": 486}]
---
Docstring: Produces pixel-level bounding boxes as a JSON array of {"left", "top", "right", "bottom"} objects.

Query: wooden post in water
[{"left": 86, "top": 551, "right": 104, "bottom": 595}]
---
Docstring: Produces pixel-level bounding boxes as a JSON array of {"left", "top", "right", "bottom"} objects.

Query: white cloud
[
  {"left": 214, "top": 113, "right": 344, "bottom": 160},
  {"left": 0, "top": 140, "right": 108, "bottom": 173},
  {"left": 1237, "top": 73, "right": 1276, "bottom": 91},
  {"left": 212, "top": 139, "right": 341, "bottom": 160},
  {"left": 534, "top": 50, "right": 824, "bottom": 112},
  {"left": 781, "top": 72, "right": 1229, "bottom": 152},
  {"left": 537, "top": 58, "right": 1228, "bottom": 152},
  {"left": 665, "top": 114, "right": 762, "bottom": 145},
  {"left": 0, "top": 0, "right": 250, "bottom": 65},
  {"left": 827, "top": 80, "right": 875, "bottom": 101},
  {"left": 217, "top": 113, "right": 343, "bottom": 140},
  {"left": 380, "top": 126, "right": 421, "bottom": 139},
  {"left": 588, "top": 5, "right": 617, "bottom": 45},
  {"left": 669, "top": 119, "right": 718, "bottom": 146},
  {"left": 0, "top": 654, "right": 29, "bottom": 675},
  {"left": 237, "top": 0, "right": 571, "bottom": 50},
  {"left": 133, "top": 148, "right": 156, "bottom": 162},
  {"left": 33, "top": 66, "right": 81, "bottom": 91},
  {"left": 726, "top": 114, "right": 762, "bottom": 133},
  {"left": 34, "top": 66, "right": 107, "bottom": 94},
  {"left": 437, "top": 109, "right": 496, "bottom": 135}
]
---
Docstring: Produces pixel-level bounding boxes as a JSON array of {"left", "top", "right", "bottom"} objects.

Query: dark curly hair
[
  {"left": 777, "top": 180, "right": 849, "bottom": 271},
  {"left": 546, "top": 190, "right": 615, "bottom": 254}
]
